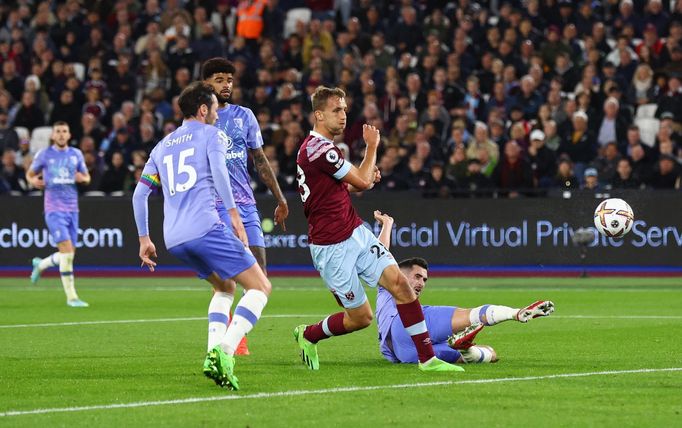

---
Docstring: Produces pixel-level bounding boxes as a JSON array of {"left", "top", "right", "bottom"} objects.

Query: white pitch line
[
  {"left": 0, "top": 314, "right": 326, "bottom": 329},
  {"left": 3, "top": 313, "right": 682, "bottom": 330},
  {"left": 554, "top": 315, "right": 682, "bottom": 320},
  {"left": 1, "top": 367, "right": 680, "bottom": 418}
]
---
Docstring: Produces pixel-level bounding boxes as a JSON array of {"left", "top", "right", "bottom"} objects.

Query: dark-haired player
[
  {"left": 202, "top": 57, "right": 288, "bottom": 355},
  {"left": 373, "top": 211, "right": 555, "bottom": 365}
]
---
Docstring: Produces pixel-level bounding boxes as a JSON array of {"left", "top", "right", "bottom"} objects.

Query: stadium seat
[
  {"left": 13, "top": 126, "right": 29, "bottom": 142},
  {"left": 634, "top": 117, "right": 660, "bottom": 147},
  {"left": 109, "top": 191, "right": 126, "bottom": 197},
  {"left": 71, "top": 62, "right": 86, "bottom": 82},
  {"left": 29, "top": 126, "right": 53, "bottom": 153},
  {"left": 284, "top": 8, "right": 312, "bottom": 38},
  {"left": 83, "top": 191, "right": 106, "bottom": 197},
  {"left": 636, "top": 103, "right": 658, "bottom": 119}
]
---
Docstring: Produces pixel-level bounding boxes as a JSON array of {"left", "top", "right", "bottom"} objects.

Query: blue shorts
[
  {"left": 388, "top": 305, "right": 461, "bottom": 364},
  {"left": 310, "top": 225, "right": 397, "bottom": 309},
  {"left": 217, "top": 203, "right": 265, "bottom": 248},
  {"left": 45, "top": 211, "right": 78, "bottom": 245},
  {"left": 168, "top": 223, "right": 256, "bottom": 281}
]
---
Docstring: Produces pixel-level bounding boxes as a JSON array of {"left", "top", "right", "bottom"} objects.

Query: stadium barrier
[{"left": 0, "top": 191, "right": 680, "bottom": 275}]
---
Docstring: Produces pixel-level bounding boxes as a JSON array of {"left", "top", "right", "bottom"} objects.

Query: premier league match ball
[{"left": 593, "top": 198, "right": 635, "bottom": 238}]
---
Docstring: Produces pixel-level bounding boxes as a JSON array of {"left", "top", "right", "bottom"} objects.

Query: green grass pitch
[{"left": 1, "top": 277, "right": 681, "bottom": 427}]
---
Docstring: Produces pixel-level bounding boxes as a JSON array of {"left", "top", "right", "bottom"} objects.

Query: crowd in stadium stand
[{"left": 1, "top": 0, "right": 682, "bottom": 198}]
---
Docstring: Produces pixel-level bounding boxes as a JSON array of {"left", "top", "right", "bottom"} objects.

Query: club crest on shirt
[
  {"left": 70, "top": 156, "right": 78, "bottom": 165},
  {"left": 325, "top": 150, "right": 339, "bottom": 164},
  {"left": 217, "top": 130, "right": 233, "bottom": 150},
  {"left": 234, "top": 118, "right": 243, "bottom": 129}
]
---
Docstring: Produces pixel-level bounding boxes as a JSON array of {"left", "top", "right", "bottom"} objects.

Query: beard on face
[{"left": 216, "top": 93, "right": 230, "bottom": 104}]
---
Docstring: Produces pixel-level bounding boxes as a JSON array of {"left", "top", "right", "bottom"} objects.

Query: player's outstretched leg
[
  {"left": 30, "top": 252, "right": 60, "bottom": 284},
  {"left": 204, "top": 345, "right": 239, "bottom": 390},
  {"left": 460, "top": 345, "right": 498, "bottom": 363},
  {"left": 516, "top": 300, "right": 555, "bottom": 323},
  {"left": 293, "top": 324, "right": 319, "bottom": 370}
]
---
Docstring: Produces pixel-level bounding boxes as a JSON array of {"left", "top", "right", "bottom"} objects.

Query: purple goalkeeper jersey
[
  {"left": 140, "top": 120, "right": 231, "bottom": 249},
  {"left": 214, "top": 104, "right": 263, "bottom": 207},
  {"left": 29, "top": 146, "right": 87, "bottom": 213}
]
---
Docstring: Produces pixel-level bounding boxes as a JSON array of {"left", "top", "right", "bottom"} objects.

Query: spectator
[
  {"left": 12, "top": 91, "right": 44, "bottom": 131},
  {"left": 650, "top": 154, "right": 681, "bottom": 189},
  {"left": 99, "top": 151, "right": 130, "bottom": 194},
  {"left": 466, "top": 121, "right": 500, "bottom": 165},
  {"left": 459, "top": 158, "right": 494, "bottom": 196},
  {"left": 553, "top": 157, "right": 579, "bottom": 190},
  {"left": 0, "top": 109, "right": 19, "bottom": 152},
  {"left": 559, "top": 110, "right": 596, "bottom": 174},
  {"left": 493, "top": 141, "right": 534, "bottom": 197},
  {"left": 611, "top": 158, "right": 641, "bottom": 189},
  {"left": 1, "top": 149, "right": 27, "bottom": 193},
  {"left": 581, "top": 167, "right": 601, "bottom": 190},
  {"left": 422, "top": 162, "right": 455, "bottom": 198},
  {"left": 528, "top": 129, "right": 557, "bottom": 188}
]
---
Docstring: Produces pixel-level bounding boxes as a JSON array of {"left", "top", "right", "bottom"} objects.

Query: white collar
[{"left": 310, "top": 130, "right": 332, "bottom": 142}]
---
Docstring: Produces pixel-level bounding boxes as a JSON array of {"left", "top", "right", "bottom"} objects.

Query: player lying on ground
[
  {"left": 373, "top": 211, "right": 555, "bottom": 364},
  {"left": 293, "top": 86, "right": 463, "bottom": 372},
  {"left": 28, "top": 121, "right": 91, "bottom": 307},
  {"left": 132, "top": 82, "right": 271, "bottom": 390}
]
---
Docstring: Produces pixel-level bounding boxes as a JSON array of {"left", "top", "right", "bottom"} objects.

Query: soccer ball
[{"left": 593, "top": 198, "right": 635, "bottom": 238}]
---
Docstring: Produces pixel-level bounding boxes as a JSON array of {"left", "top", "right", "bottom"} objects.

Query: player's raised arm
[
  {"left": 132, "top": 158, "right": 160, "bottom": 271},
  {"left": 341, "top": 124, "right": 381, "bottom": 191},
  {"left": 374, "top": 210, "right": 394, "bottom": 249},
  {"left": 208, "top": 130, "right": 249, "bottom": 246}
]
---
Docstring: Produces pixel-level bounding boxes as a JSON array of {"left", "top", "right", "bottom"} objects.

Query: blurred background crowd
[{"left": 1, "top": 0, "right": 682, "bottom": 198}]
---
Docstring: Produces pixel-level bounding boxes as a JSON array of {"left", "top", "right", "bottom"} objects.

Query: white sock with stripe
[
  {"left": 220, "top": 290, "right": 268, "bottom": 356},
  {"left": 59, "top": 252, "right": 78, "bottom": 301},
  {"left": 469, "top": 305, "right": 517, "bottom": 326},
  {"left": 38, "top": 252, "right": 61, "bottom": 272},
  {"left": 207, "top": 292, "right": 234, "bottom": 351}
]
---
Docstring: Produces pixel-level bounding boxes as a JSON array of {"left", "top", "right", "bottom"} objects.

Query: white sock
[
  {"left": 469, "top": 305, "right": 518, "bottom": 326},
  {"left": 59, "top": 252, "right": 78, "bottom": 301},
  {"left": 207, "top": 292, "right": 234, "bottom": 351},
  {"left": 220, "top": 290, "right": 268, "bottom": 356},
  {"left": 461, "top": 346, "right": 495, "bottom": 363},
  {"left": 38, "top": 252, "right": 61, "bottom": 271}
]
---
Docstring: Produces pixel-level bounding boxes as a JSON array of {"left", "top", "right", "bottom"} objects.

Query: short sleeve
[
  {"left": 310, "top": 145, "right": 351, "bottom": 180},
  {"left": 29, "top": 149, "right": 45, "bottom": 173},
  {"left": 139, "top": 151, "right": 160, "bottom": 188},
  {"left": 75, "top": 149, "right": 87, "bottom": 173},
  {"left": 244, "top": 108, "right": 263, "bottom": 149}
]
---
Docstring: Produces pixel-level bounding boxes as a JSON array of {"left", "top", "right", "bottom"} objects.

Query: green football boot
[
  {"left": 293, "top": 325, "right": 319, "bottom": 370},
  {"left": 418, "top": 357, "right": 465, "bottom": 372},
  {"left": 203, "top": 345, "right": 239, "bottom": 390}
]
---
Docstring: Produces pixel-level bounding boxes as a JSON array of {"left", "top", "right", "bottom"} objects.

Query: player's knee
[
  {"left": 393, "top": 275, "right": 416, "bottom": 304},
  {"left": 347, "top": 310, "right": 372, "bottom": 330},
  {"left": 260, "top": 278, "right": 272, "bottom": 296}
]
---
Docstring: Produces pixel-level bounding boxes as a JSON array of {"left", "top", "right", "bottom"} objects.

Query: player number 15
[{"left": 163, "top": 148, "right": 197, "bottom": 196}]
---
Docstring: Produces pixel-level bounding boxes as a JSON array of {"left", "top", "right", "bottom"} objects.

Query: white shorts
[{"left": 310, "top": 225, "right": 397, "bottom": 309}]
